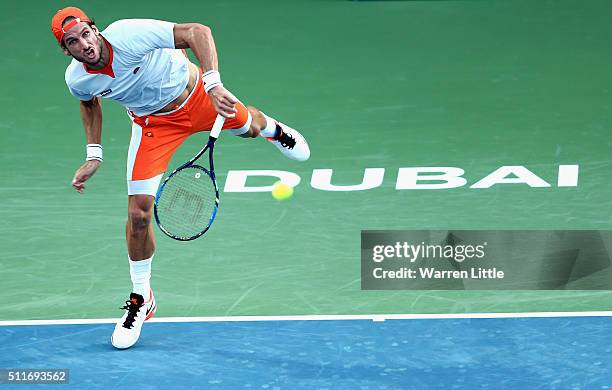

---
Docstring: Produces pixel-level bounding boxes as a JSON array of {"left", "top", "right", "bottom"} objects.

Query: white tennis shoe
[
  {"left": 111, "top": 289, "right": 156, "bottom": 349},
  {"left": 265, "top": 122, "right": 310, "bottom": 161}
]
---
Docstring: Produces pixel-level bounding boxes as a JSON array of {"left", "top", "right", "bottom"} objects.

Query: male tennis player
[{"left": 51, "top": 7, "right": 310, "bottom": 349}]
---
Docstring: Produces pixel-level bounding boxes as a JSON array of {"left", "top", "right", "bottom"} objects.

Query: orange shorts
[{"left": 126, "top": 78, "right": 251, "bottom": 195}]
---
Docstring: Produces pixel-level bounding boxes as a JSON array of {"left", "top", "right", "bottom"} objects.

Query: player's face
[{"left": 62, "top": 23, "right": 103, "bottom": 66}]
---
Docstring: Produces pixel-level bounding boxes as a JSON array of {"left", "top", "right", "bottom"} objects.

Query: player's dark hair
[{"left": 59, "top": 16, "right": 97, "bottom": 49}]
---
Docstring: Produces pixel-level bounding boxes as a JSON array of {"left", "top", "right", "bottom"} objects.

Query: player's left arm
[
  {"left": 173, "top": 23, "right": 238, "bottom": 118},
  {"left": 71, "top": 96, "right": 103, "bottom": 193}
]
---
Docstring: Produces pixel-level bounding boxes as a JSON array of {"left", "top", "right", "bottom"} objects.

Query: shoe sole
[{"left": 111, "top": 334, "right": 132, "bottom": 350}]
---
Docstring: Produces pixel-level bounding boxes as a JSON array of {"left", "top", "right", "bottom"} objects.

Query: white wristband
[
  {"left": 202, "top": 70, "right": 223, "bottom": 94},
  {"left": 86, "top": 144, "right": 103, "bottom": 162}
]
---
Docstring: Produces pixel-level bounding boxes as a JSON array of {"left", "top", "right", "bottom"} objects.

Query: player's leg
[
  {"left": 126, "top": 194, "right": 156, "bottom": 261},
  {"left": 111, "top": 118, "right": 188, "bottom": 349},
  {"left": 124, "top": 119, "right": 171, "bottom": 300},
  {"left": 126, "top": 194, "right": 156, "bottom": 305},
  {"left": 112, "top": 193, "right": 158, "bottom": 349}
]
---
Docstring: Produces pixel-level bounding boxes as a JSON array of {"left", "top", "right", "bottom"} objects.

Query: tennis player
[{"left": 51, "top": 7, "right": 310, "bottom": 349}]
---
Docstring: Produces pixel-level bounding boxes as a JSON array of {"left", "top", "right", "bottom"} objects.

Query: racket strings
[{"left": 155, "top": 167, "right": 218, "bottom": 239}]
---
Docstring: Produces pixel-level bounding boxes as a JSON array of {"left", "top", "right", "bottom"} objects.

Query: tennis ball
[{"left": 271, "top": 181, "right": 294, "bottom": 201}]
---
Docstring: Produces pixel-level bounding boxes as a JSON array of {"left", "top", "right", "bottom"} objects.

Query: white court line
[{"left": 0, "top": 311, "right": 611, "bottom": 327}]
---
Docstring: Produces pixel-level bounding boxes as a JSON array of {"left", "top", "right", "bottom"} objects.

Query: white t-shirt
[{"left": 64, "top": 19, "right": 189, "bottom": 116}]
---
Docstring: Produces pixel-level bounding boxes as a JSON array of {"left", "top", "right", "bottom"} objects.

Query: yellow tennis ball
[{"left": 271, "top": 181, "right": 294, "bottom": 201}]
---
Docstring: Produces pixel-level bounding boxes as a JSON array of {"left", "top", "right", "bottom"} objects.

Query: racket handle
[{"left": 210, "top": 114, "right": 226, "bottom": 139}]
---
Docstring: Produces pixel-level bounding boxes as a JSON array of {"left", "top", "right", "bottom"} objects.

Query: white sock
[
  {"left": 129, "top": 256, "right": 152, "bottom": 299},
  {"left": 259, "top": 113, "right": 278, "bottom": 138}
]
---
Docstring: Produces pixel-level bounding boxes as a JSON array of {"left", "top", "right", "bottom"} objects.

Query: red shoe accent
[
  {"left": 145, "top": 304, "right": 157, "bottom": 321},
  {"left": 144, "top": 288, "right": 156, "bottom": 321}
]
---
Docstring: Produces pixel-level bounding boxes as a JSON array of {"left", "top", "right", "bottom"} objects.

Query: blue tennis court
[{"left": 1, "top": 316, "right": 611, "bottom": 388}]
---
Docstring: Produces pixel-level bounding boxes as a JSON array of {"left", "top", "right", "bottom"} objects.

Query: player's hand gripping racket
[{"left": 154, "top": 115, "right": 225, "bottom": 241}]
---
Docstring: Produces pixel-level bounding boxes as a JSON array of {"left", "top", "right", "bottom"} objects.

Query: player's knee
[
  {"left": 128, "top": 207, "right": 152, "bottom": 233},
  {"left": 247, "top": 124, "right": 261, "bottom": 138},
  {"left": 237, "top": 123, "right": 260, "bottom": 138}
]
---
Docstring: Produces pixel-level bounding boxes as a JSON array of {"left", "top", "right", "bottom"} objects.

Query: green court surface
[{"left": 1, "top": 0, "right": 612, "bottom": 321}]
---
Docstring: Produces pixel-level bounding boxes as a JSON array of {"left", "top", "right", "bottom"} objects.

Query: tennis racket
[{"left": 154, "top": 114, "right": 226, "bottom": 241}]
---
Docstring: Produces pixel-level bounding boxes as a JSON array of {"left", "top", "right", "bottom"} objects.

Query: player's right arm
[{"left": 71, "top": 97, "right": 103, "bottom": 193}]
